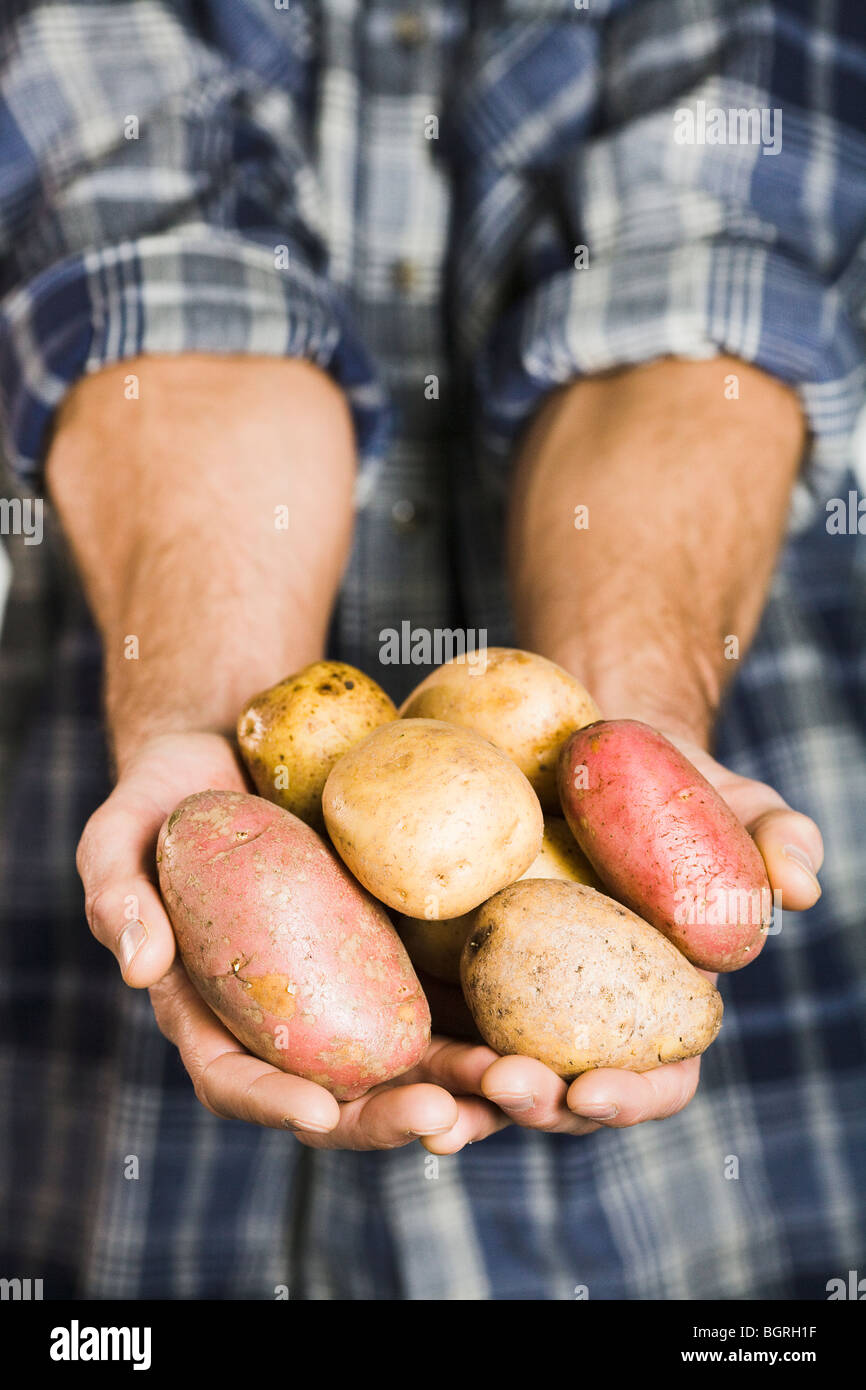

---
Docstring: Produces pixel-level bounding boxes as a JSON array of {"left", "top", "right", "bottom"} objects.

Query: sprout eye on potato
[
  {"left": 400, "top": 647, "right": 600, "bottom": 810},
  {"left": 237, "top": 660, "right": 397, "bottom": 833},
  {"left": 460, "top": 879, "right": 723, "bottom": 1076},
  {"left": 323, "top": 718, "right": 544, "bottom": 919}
]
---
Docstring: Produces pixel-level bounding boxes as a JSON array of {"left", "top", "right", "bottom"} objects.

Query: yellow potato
[
  {"left": 323, "top": 718, "right": 543, "bottom": 919},
  {"left": 461, "top": 879, "right": 723, "bottom": 1076},
  {"left": 237, "top": 661, "right": 397, "bottom": 832},
  {"left": 397, "top": 816, "right": 600, "bottom": 984},
  {"left": 400, "top": 647, "right": 600, "bottom": 809},
  {"left": 521, "top": 816, "right": 602, "bottom": 888},
  {"left": 397, "top": 911, "right": 476, "bottom": 985}
]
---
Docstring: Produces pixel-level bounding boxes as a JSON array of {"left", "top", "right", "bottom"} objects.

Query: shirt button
[
  {"left": 390, "top": 498, "right": 420, "bottom": 533},
  {"left": 390, "top": 257, "right": 419, "bottom": 294},
  {"left": 393, "top": 13, "right": 428, "bottom": 46}
]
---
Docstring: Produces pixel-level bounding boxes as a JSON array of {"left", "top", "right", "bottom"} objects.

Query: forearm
[
  {"left": 46, "top": 355, "right": 356, "bottom": 770},
  {"left": 507, "top": 357, "right": 805, "bottom": 746}
]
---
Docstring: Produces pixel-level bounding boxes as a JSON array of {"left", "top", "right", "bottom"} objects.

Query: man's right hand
[{"left": 77, "top": 731, "right": 508, "bottom": 1149}]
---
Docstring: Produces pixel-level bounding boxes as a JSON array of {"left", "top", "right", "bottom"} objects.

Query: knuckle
[
  {"left": 147, "top": 975, "right": 185, "bottom": 1045},
  {"left": 74, "top": 834, "right": 88, "bottom": 880},
  {"left": 507, "top": 1105, "right": 561, "bottom": 1132},
  {"left": 537, "top": 1113, "right": 573, "bottom": 1134},
  {"left": 193, "top": 1054, "right": 227, "bottom": 1118},
  {"left": 147, "top": 993, "right": 175, "bottom": 1047},
  {"left": 192, "top": 1079, "right": 219, "bottom": 1118},
  {"left": 84, "top": 884, "right": 116, "bottom": 944},
  {"left": 76, "top": 805, "right": 111, "bottom": 878},
  {"left": 237, "top": 1068, "right": 273, "bottom": 1122},
  {"left": 655, "top": 1078, "right": 699, "bottom": 1121},
  {"left": 375, "top": 1132, "right": 416, "bottom": 1151},
  {"left": 147, "top": 977, "right": 231, "bottom": 1122}
]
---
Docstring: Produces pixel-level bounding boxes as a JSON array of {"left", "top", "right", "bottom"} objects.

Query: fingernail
[
  {"left": 282, "top": 1117, "right": 332, "bottom": 1134},
  {"left": 408, "top": 1124, "right": 454, "bottom": 1137},
  {"left": 117, "top": 918, "right": 147, "bottom": 973},
  {"left": 573, "top": 1103, "right": 619, "bottom": 1120},
  {"left": 487, "top": 1092, "right": 535, "bottom": 1112},
  {"left": 783, "top": 844, "right": 821, "bottom": 895}
]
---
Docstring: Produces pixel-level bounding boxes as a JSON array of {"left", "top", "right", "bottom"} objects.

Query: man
[{"left": 0, "top": 1, "right": 863, "bottom": 1298}]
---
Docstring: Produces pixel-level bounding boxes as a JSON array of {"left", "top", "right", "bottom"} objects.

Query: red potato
[
  {"left": 558, "top": 720, "right": 772, "bottom": 971},
  {"left": 156, "top": 790, "right": 430, "bottom": 1101}
]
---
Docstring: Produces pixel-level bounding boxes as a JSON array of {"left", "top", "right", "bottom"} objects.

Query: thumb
[{"left": 77, "top": 792, "right": 177, "bottom": 987}]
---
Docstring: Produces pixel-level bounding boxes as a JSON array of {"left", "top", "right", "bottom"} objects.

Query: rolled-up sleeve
[
  {"left": 475, "top": 0, "right": 866, "bottom": 524},
  {"left": 0, "top": 1, "right": 385, "bottom": 488}
]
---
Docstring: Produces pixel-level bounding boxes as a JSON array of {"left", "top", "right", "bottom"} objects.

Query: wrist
[
  {"left": 104, "top": 639, "right": 325, "bottom": 776},
  {"left": 109, "top": 709, "right": 237, "bottom": 777},
  {"left": 583, "top": 658, "right": 718, "bottom": 749},
  {"left": 533, "top": 627, "right": 720, "bottom": 750},
  {"left": 587, "top": 693, "right": 714, "bottom": 749}
]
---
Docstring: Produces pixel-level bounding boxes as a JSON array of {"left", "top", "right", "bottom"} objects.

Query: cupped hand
[
  {"left": 77, "top": 730, "right": 823, "bottom": 1155},
  {"left": 76, "top": 731, "right": 506, "bottom": 1149},
  {"left": 416, "top": 733, "right": 824, "bottom": 1154}
]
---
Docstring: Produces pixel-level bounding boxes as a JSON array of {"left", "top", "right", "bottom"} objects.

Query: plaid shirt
[{"left": 1, "top": 0, "right": 865, "bottom": 1299}]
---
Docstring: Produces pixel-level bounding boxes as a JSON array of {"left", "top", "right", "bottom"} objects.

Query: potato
[
  {"left": 397, "top": 816, "right": 600, "bottom": 984},
  {"left": 322, "top": 718, "right": 543, "bottom": 918},
  {"left": 399, "top": 647, "right": 600, "bottom": 809},
  {"left": 523, "top": 815, "right": 602, "bottom": 888},
  {"left": 558, "top": 719, "right": 772, "bottom": 972},
  {"left": 397, "top": 911, "right": 476, "bottom": 985},
  {"left": 461, "top": 879, "right": 723, "bottom": 1075},
  {"left": 237, "top": 661, "right": 397, "bottom": 832},
  {"left": 156, "top": 790, "right": 430, "bottom": 1101}
]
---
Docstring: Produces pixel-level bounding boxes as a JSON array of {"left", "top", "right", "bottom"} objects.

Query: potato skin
[
  {"left": 397, "top": 911, "right": 476, "bottom": 985},
  {"left": 558, "top": 719, "right": 772, "bottom": 972},
  {"left": 237, "top": 661, "right": 397, "bottom": 832},
  {"left": 397, "top": 817, "right": 599, "bottom": 984},
  {"left": 156, "top": 790, "right": 430, "bottom": 1101},
  {"left": 461, "top": 879, "right": 723, "bottom": 1075},
  {"left": 323, "top": 718, "right": 544, "bottom": 918},
  {"left": 522, "top": 816, "right": 602, "bottom": 889},
  {"left": 399, "top": 648, "right": 600, "bottom": 809}
]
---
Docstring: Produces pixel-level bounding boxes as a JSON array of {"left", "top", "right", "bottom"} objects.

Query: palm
[
  {"left": 78, "top": 732, "right": 484, "bottom": 1147},
  {"left": 78, "top": 729, "right": 822, "bottom": 1152},
  {"left": 413, "top": 730, "right": 825, "bottom": 1153}
]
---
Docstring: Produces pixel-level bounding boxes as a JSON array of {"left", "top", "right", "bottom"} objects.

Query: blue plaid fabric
[{"left": 0, "top": 0, "right": 865, "bottom": 1299}]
